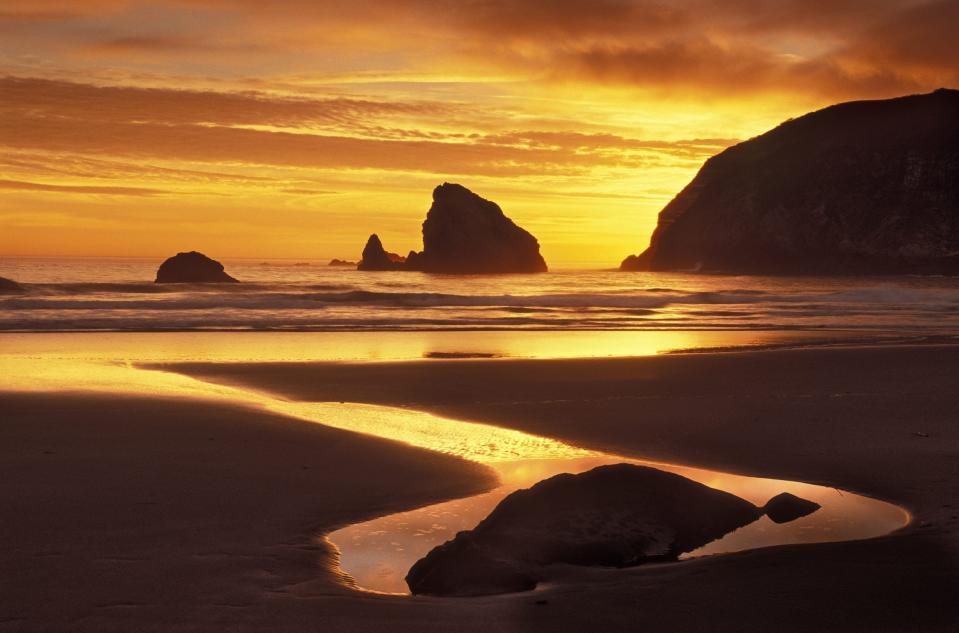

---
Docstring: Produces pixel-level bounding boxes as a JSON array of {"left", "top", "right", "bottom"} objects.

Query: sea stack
[
  {"left": 416, "top": 183, "right": 547, "bottom": 273},
  {"left": 155, "top": 251, "right": 239, "bottom": 283},
  {"left": 622, "top": 89, "right": 959, "bottom": 275},
  {"left": 357, "top": 184, "right": 548, "bottom": 273},
  {"left": 357, "top": 234, "right": 406, "bottom": 271}
]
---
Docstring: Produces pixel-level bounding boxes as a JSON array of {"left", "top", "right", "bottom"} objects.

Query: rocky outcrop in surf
[
  {"left": 155, "top": 251, "right": 238, "bottom": 283},
  {"left": 357, "top": 184, "right": 547, "bottom": 274},
  {"left": 406, "top": 464, "right": 817, "bottom": 596},
  {"left": 328, "top": 259, "right": 357, "bottom": 267},
  {"left": 357, "top": 234, "right": 406, "bottom": 271},
  {"left": 416, "top": 183, "right": 547, "bottom": 273},
  {"left": 622, "top": 89, "right": 959, "bottom": 275}
]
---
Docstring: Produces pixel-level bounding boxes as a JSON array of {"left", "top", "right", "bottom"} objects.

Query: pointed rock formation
[
  {"left": 622, "top": 89, "right": 959, "bottom": 274},
  {"left": 357, "top": 234, "right": 406, "bottom": 271},
  {"left": 416, "top": 183, "right": 547, "bottom": 273},
  {"left": 155, "top": 251, "right": 238, "bottom": 283},
  {"left": 357, "top": 184, "right": 547, "bottom": 273}
]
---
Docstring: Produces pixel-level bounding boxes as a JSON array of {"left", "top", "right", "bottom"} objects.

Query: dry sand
[{"left": 4, "top": 344, "right": 959, "bottom": 631}]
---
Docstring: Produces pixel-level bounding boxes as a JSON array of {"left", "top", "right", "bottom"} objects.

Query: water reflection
[
  {"left": 329, "top": 454, "right": 909, "bottom": 595},
  {"left": 0, "top": 329, "right": 824, "bottom": 364},
  {"left": 0, "top": 343, "right": 910, "bottom": 598}
]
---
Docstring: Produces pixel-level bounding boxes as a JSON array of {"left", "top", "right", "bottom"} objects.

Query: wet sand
[{"left": 4, "top": 344, "right": 959, "bottom": 631}]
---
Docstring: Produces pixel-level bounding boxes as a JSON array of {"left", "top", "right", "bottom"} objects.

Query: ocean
[{"left": 2, "top": 257, "right": 959, "bottom": 342}]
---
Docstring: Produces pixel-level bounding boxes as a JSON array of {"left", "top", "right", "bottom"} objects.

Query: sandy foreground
[{"left": 4, "top": 344, "right": 959, "bottom": 632}]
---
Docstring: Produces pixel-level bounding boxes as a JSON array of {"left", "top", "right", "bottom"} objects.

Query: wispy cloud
[
  {"left": 0, "top": 77, "right": 727, "bottom": 177},
  {"left": 0, "top": 178, "right": 166, "bottom": 196}
]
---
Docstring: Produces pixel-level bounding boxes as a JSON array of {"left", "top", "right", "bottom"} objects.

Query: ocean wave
[
  {"left": 3, "top": 281, "right": 959, "bottom": 332},
  {"left": 4, "top": 285, "right": 959, "bottom": 311},
  {"left": 298, "top": 287, "right": 959, "bottom": 309},
  {"left": 23, "top": 282, "right": 353, "bottom": 295}
]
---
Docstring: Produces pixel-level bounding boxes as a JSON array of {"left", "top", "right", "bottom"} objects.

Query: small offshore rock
[{"left": 154, "top": 251, "right": 238, "bottom": 283}]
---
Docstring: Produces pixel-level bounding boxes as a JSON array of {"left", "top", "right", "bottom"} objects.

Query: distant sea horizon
[{"left": 2, "top": 256, "right": 959, "bottom": 340}]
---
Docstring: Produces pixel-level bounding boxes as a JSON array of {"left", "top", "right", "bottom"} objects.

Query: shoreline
[
  {"left": 3, "top": 342, "right": 959, "bottom": 631},
  {"left": 161, "top": 343, "right": 959, "bottom": 630}
]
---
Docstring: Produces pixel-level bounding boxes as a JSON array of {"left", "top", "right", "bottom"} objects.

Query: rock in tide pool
[
  {"left": 763, "top": 492, "right": 822, "bottom": 524},
  {"left": 155, "top": 251, "right": 238, "bottom": 283},
  {"left": 406, "top": 464, "right": 765, "bottom": 596},
  {"left": 0, "top": 276, "right": 25, "bottom": 294}
]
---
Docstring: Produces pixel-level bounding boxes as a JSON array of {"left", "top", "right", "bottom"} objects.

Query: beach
[
  {"left": 3, "top": 342, "right": 958, "bottom": 632},
  {"left": 6, "top": 5, "right": 959, "bottom": 631}
]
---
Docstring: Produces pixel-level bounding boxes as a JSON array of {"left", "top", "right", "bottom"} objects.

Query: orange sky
[{"left": 1, "top": 0, "right": 956, "bottom": 265}]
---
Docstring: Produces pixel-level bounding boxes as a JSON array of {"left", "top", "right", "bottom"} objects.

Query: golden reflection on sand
[
  {"left": 329, "top": 452, "right": 910, "bottom": 594},
  {"left": 0, "top": 355, "right": 589, "bottom": 465},
  {"left": 0, "top": 329, "right": 810, "bottom": 364},
  {"left": 0, "top": 350, "right": 910, "bottom": 597}
]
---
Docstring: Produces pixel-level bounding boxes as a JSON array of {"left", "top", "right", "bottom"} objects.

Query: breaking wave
[{"left": 2, "top": 260, "right": 958, "bottom": 332}]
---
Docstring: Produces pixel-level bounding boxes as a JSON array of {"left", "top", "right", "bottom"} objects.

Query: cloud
[
  {"left": 0, "top": 77, "right": 456, "bottom": 132},
  {"left": 5, "top": 1, "right": 954, "bottom": 101},
  {"left": 0, "top": 77, "right": 724, "bottom": 177},
  {"left": 554, "top": 38, "right": 930, "bottom": 99},
  {"left": 0, "top": 178, "right": 166, "bottom": 196},
  {"left": 81, "top": 36, "right": 208, "bottom": 54}
]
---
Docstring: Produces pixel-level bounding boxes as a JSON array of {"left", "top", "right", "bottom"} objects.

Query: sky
[{"left": 1, "top": 0, "right": 956, "bottom": 265}]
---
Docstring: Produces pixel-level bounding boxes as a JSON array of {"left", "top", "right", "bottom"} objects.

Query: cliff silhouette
[{"left": 622, "top": 89, "right": 959, "bottom": 274}]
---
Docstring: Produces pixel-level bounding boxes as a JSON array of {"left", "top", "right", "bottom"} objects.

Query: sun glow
[{"left": 4, "top": 1, "right": 954, "bottom": 264}]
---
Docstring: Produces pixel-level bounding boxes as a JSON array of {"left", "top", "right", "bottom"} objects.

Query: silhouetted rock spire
[
  {"left": 357, "top": 184, "right": 547, "bottom": 273},
  {"left": 357, "top": 234, "right": 406, "bottom": 270}
]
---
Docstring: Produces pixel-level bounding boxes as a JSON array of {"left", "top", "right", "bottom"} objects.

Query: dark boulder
[
  {"left": 416, "top": 183, "right": 547, "bottom": 273},
  {"left": 328, "top": 259, "right": 357, "bottom": 267},
  {"left": 763, "top": 492, "right": 821, "bottom": 524},
  {"left": 622, "top": 89, "right": 959, "bottom": 274},
  {"left": 357, "top": 234, "right": 406, "bottom": 271},
  {"left": 155, "top": 251, "right": 238, "bottom": 283},
  {"left": 0, "top": 276, "right": 24, "bottom": 294},
  {"left": 405, "top": 535, "right": 537, "bottom": 597},
  {"left": 406, "top": 464, "right": 763, "bottom": 596}
]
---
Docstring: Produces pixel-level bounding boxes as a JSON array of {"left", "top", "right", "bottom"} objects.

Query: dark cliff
[{"left": 622, "top": 89, "right": 959, "bottom": 274}]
